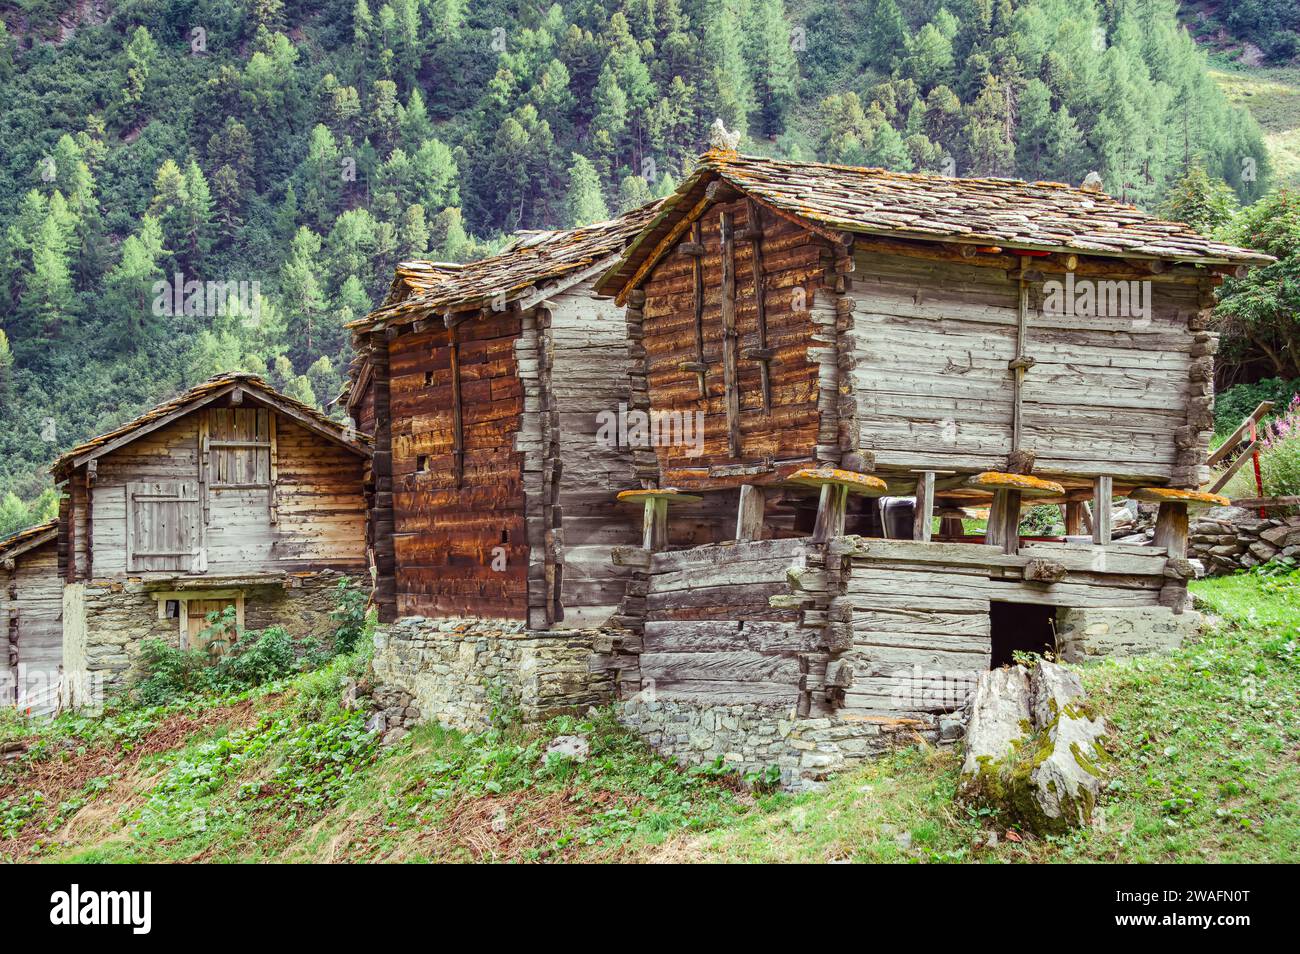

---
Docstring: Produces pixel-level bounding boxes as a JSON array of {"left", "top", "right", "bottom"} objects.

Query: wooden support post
[
  {"left": 1153, "top": 502, "right": 1190, "bottom": 558},
  {"left": 719, "top": 210, "right": 741, "bottom": 458},
  {"left": 743, "top": 199, "right": 772, "bottom": 415},
  {"left": 1092, "top": 475, "right": 1113, "bottom": 545},
  {"left": 642, "top": 498, "right": 669, "bottom": 552},
  {"left": 735, "top": 484, "right": 766, "bottom": 541},
  {"left": 985, "top": 489, "right": 1022, "bottom": 554},
  {"left": 913, "top": 471, "right": 936, "bottom": 542},
  {"left": 1064, "top": 501, "right": 1084, "bottom": 536},
  {"left": 688, "top": 221, "right": 706, "bottom": 398},
  {"left": 812, "top": 483, "right": 849, "bottom": 544},
  {"left": 84, "top": 460, "right": 96, "bottom": 579},
  {"left": 1009, "top": 258, "right": 1033, "bottom": 452},
  {"left": 449, "top": 323, "right": 464, "bottom": 489}
]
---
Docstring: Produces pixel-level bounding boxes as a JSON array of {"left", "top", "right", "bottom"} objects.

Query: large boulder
[{"left": 960, "top": 660, "right": 1109, "bottom": 834}]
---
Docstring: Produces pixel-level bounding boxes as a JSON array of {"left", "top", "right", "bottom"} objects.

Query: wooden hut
[
  {"left": 346, "top": 205, "right": 657, "bottom": 628},
  {"left": 592, "top": 149, "right": 1269, "bottom": 742},
  {"left": 0, "top": 520, "right": 62, "bottom": 715},
  {"left": 50, "top": 373, "right": 371, "bottom": 697}
]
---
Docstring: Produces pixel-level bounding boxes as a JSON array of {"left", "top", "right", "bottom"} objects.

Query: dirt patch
[
  {"left": 322, "top": 786, "right": 654, "bottom": 864},
  {"left": 0, "top": 698, "right": 264, "bottom": 860}
]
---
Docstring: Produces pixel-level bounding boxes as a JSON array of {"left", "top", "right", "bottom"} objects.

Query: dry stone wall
[
  {"left": 1189, "top": 506, "right": 1300, "bottom": 574},
  {"left": 369, "top": 617, "right": 616, "bottom": 742}
]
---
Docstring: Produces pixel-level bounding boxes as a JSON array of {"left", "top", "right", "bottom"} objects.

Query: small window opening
[
  {"left": 416, "top": 455, "right": 429, "bottom": 472},
  {"left": 500, "top": 529, "right": 509, "bottom": 544},
  {"left": 424, "top": 370, "right": 433, "bottom": 386},
  {"left": 989, "top": 601, "right": 1058, "bottom": 668},
  {"left": 165, "top": 599, "right": 180, "bottom": 619}
]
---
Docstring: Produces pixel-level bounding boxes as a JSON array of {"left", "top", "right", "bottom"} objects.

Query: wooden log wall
[
  {"left": 845, "top": 250, "right": 1210, "bottom": 484},
  {"left": 1, "top": 538, "right": 63, "bottom": 714},
  {"left": 545, "top": 281, "right": 643, "bottom": 627},
  {"left": 637, "top": 539, "right": 834, "bottom": 711},
  {"left": 803, "top": 536, "right": 1175, "bottom": 717},
  {"left": 388, "top": 313, "right": 528, "bottom": 619},
  {"left": 638, "top": 198, "right": 827, "bottom": 485},
  {"left": 80, "top": 413, "right": 366, "bottom": 579}
]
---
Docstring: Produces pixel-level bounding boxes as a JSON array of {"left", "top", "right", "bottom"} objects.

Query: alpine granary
[
  {"left": 359, "top": 148, "right": 1269, "bottom": 784},
  {"left": 1, "top": 520, "right": 62, "bottom": 714},
  {"left": 50, "top": 373, "right": 371, "bottom": 701},
  {"left": 345, "top": 206, "right": 657, "bottom": 630}
]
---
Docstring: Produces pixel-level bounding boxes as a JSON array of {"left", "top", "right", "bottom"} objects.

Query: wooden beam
[
  {"left": 913, "top": 471, "right": 936, "bottom": 542},
  {"left": 1209, "top": 438, "right": 1259, "bottom": 494},
  {"left": 449, "top": 322, "right": 464, "bottom": 489},
  {"left": 1010, "top": 259, "right": 1032, "bottom": 453},
  {"left": 690, "top": 220, "right": 706, "bottom": 398},
  {"left": 1207, "top": 401, "right": 1274, "bottom": 466},
  {"left": 1092, "top": 475, "right": 1113, "bottom": 545},
  {"left": 1153, "top": 501, "right": 1189, "bottom": 558},
  {"left": 735, "top": 484, "right": 766, "bottom": 541},
  {"left": 719, "top": 209, "right": 741, "bottom": 459},
  {"left": 744, "top": 199, "right": 772, "bottom": 415}
]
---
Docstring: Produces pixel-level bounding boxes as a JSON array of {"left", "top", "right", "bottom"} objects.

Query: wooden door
[
  {"left": 185, "top": 598, "right": 238, "bottom": 657},
  {"left": 127, "top": 481, "right": 200, "bottom": 572}
]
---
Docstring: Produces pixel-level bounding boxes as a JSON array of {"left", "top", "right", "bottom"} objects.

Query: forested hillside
[{"left": 0, "top": 0, "right": 1282, "bottom": 532}]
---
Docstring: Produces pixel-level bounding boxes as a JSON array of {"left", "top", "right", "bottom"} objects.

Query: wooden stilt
[
  {"left": 913, "top": 471, "right": 936, "bottom": 542},
  {"left": 1092, "top": 475, "right": 1113, "bottom": 545},
  {"left": 735, "top": 484, "right": 766, "bottom": 541},
  {"left": 985, "top": 489, "right": 1022, "bottom": 554},
  {"left": 1064, "top": 501, "right": 1084, "bottom": 536},
  {"left": 1153, "top": 501, "right": 1189, "bottom": 558},
  {"left": 812, "top": 483, "right": 849, "bottom": 543}
]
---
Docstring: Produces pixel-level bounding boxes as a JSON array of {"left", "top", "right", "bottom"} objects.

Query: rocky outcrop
[
  {"left": 960, "top": 660, "right": 1109, "bottom": 834},
  {"left": 1188, "top": 506, "right": 1300, "bottom": 574}
]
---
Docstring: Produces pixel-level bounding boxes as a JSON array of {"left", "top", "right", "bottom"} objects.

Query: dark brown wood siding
[
  {"left": 389, "top": 314, "right": 528, "bottom": 618},
  {"left": 639, "top": 198, "right": 827, "bottom": 486}
]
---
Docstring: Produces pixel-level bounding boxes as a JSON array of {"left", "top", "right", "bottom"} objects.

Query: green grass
[
  {"left": 3, "top": 574, "right": 1298, "bottom": 863},
  {"left": 659, "top": 573, "right": 1300, "bottom": 862},
  {"left": 1210, "top": 65, "right": 1300, "bottom": 188}
]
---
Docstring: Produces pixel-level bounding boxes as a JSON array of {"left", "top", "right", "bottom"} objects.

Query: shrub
[
  {"left": 1219, "top": 394, "right": 1300, "bottom": 502},
  {"left": 1215, "top": 378, "right": 1300, "bottom": 436},
  {"left": 328, "top": 577, "right": 371, "bottom": 655}
]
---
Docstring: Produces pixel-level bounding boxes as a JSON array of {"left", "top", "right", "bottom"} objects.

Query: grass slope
[
  {"left": 2, "top": 574, "right": 1297, "bottom": 863},
  {"left": 1210, "top": 64, "right": 1300, "bottom": 188}
]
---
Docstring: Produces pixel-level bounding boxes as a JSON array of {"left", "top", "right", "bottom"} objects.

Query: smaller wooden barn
[
  {"left": 346, "top": 205, "right": 658, "bottom": 628},
  {"left": 50, "top": 373, "right": 371, "bottom": 699},
  {"left": 0, "top": 520, "right": 62, "bottom": 715}
]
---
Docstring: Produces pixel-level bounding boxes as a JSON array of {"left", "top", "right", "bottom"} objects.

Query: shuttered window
[
  {"left": 208, "top": 408, "right": 272, "bottom": 487},
  {"left": 126, "top": 481, "right": 200, "bottom": 572}
]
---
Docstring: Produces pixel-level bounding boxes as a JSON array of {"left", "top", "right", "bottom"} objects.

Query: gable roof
[
  {"left": 0, "top": 519, "right": 58, "bottom": 563},
  {"left": 51, "top": 372, "right": 371, "bottom": 482},
  {"left": 595, "top": 150, "right": 1272, "bottom": 302},
  {"left": 347, "top": 201, "right": 662, "bottom": 334}
]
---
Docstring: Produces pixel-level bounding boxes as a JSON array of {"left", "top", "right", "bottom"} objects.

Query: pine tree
[
  {"left": 1158, "top": 160, "right": 1240, "bottom": 233},
  {"left": 281, "top": 227, "right": 327, "bottom": 365},
  {"left": 565, "top": 154, "right": 610, "bottom": 226}
]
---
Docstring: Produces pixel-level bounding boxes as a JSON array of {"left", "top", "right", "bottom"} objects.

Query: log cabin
[
  {"left": 0, "top": 520, "right": 62, "bottom": 715},
  {"left": 50, "top": 373, "right": 371, "bottom": 701},
  {"left": 586, "top": 148, "right": 1270, "bottom": 764},
  {"left": 346, "top": 205, "right": 658, "bottom": 629}
]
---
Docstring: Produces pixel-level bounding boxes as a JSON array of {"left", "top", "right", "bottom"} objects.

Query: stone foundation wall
[
  {"left": 369, "top": 617, "right": 615, "bottom": 742},
  {"left": 1190, "top": 505, "right": 1300, "bottom": 574},
  {"left": 616, "top": 698, "right": 938, "bottom": 789},
  {"left": 1056, "top": 605, "right": 1201, "bottom": 662},
  {"left": 72, "top": 571, "right": 346, "bottom": 698}
]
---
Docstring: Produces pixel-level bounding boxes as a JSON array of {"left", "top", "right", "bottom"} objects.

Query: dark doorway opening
[{"left": 990, "top": 601, "right": 1058, "bottom": 668}]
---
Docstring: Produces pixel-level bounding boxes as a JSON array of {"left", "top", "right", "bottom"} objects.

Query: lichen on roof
[
  {"left": 596, "top": 151, "right": 1272, "bottom": 299},
  {"left": 348, "top": 201, "right": 662, "bottom": 334}
]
